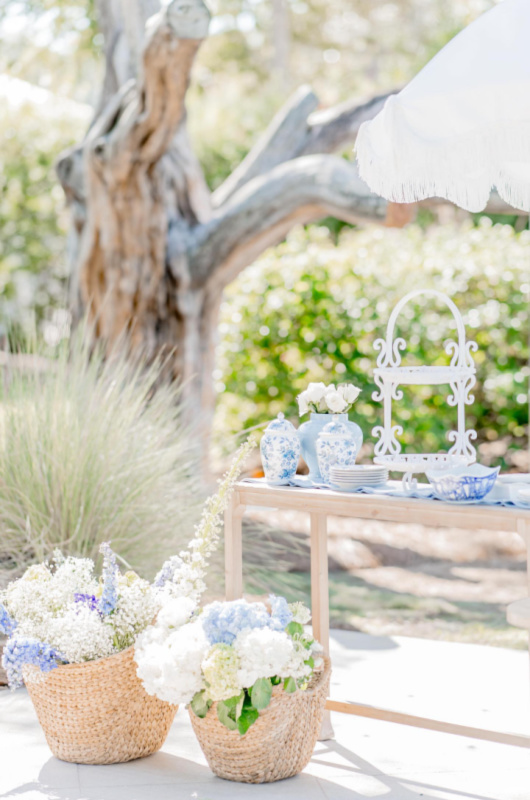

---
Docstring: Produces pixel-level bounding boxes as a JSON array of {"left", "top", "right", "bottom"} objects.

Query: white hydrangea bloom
[
  {"left": 135, "top": 620, "right": 209, "bottom": 705},
  {"left": 234, "top": 628, "right": 295, "bottom": 688},
  {"left": 156, "top": 596, "right": 197, "bottom": 632}
]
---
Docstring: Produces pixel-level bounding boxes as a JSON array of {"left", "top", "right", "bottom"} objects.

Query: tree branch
[
  {"left": 301, "top": 92, "right": 392, "bottom": 156},
  {"left": 212, "top": 85, "right": 318, "bottom": 206},
  {"left": 212, "top": 87, "right": 393, "bottom": 208},
  {"left": 88, "top": 0, "right": 210, "bottom": 177},
  {"left": 190, "top": 155, "right": 387, "bottom": 291}
]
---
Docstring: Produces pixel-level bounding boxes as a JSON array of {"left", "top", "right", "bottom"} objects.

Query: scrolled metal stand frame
[{"left": 372, "top": 289, "right": 478, "bottom": 491}]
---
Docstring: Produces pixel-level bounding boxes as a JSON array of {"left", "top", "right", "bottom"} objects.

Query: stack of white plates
[{"left": 329, "top": 465, "right": 389, "bottom": 491}]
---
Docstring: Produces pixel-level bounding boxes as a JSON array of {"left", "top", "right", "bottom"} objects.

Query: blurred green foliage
[
  {"left": 214, "top": 219, "right": 530, "bottom": 470},
  {"left": 0, "top": 98, "right": 86, "bottom": 333}
]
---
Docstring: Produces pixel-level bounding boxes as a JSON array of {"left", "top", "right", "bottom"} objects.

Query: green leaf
[
  {"left": 190, "top": 691, "right": 212, "bottom": 719},
  {"left": 223, "top": 691, "right": 245, "bottom": 709},
  {"left": 271, "top": 676, "right": 281, "bottom": 685},
  {"left": 237, "top": 705, "right": 260, "bottom": 735},
  {"left": 251, "top": 677, "right": 273, "bottom": 710},
  {"left": 217, "top": 701, "right": 238, "bottom": 731},
  {"left": 234, "top": 692, "right": 245, "bottom": 720},
  {"left": 286, "top": 621, "right": 304, "bottom": 637},
  {"left": 305, "top": 656, "right": 315, "bottom": 669},
  {"left": 283, "top": 676, "right": 297, "bottom": 694}
]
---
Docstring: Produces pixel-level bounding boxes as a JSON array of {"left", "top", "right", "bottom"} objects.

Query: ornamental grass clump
[
  {"left": 135, "top": 595, "right": 324, "bottom": 736},
  {"left": 0, "top": 329, "right": 203, "bottom": 580}
]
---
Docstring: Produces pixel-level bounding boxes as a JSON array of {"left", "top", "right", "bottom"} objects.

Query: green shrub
[{"left": 215, "top": 219, "right": 530, "bottom": 470}]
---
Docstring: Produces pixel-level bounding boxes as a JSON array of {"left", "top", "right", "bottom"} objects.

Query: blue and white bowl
[{"left": 426, "top": 463, "right": 499, "bottom": 503}]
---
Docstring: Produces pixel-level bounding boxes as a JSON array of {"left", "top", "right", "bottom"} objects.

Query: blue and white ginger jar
[
  {"left": 260, "top": 413, "right": 301, "bottom": 485},
  {"left": 316, "top": 417, "right": 359, "bottom": 485},
  {"left": 299, "top": 413, "right": 363, "bottom": 482}
]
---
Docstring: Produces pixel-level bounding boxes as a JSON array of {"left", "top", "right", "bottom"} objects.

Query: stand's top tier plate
[{"left": 374, "top": 365, "right": 475, "bottom": 386}]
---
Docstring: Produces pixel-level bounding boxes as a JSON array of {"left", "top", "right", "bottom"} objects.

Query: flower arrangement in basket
[
  {"left": 135, "top": 596, "right": 330, "bottom": 783},
  {"left": 0, "top": 438, "right": 255, "bottom": 765}
]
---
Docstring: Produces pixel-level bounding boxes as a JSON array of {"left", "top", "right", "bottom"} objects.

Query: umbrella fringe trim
[{"left": 356, "top": 116, "right": 530, "bottom": 214}]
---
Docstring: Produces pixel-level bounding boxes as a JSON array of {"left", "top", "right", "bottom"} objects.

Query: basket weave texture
[
  {"left": 24, "top": 645, "right": 177, "bottom": 764},
  {"left": 189, "top": 657, "right": 331, "bottom": 783}
]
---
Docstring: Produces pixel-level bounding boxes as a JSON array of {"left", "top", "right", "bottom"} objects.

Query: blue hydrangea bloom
[
  {"left": 100, "top": 542, "right": 119, "bottom": 615},
  {"left": 269, "top": 595, "right": 293, "bottom": 630},
  {"left": 2, "top": 637, "right": 66, "bottom": 689},
  {"left": 74, "top": 593, "right": 100, "bottom": 614},
  {"left": 201, "top": 599, "right": 274, "bottom": 645},
  {"left": 0, "top": 603, "right": 17, "bottom": 636}
]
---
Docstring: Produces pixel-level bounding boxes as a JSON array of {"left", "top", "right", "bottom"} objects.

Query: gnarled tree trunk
[{"left": 57, "top": 0, "right": 396, "bottom": 444}]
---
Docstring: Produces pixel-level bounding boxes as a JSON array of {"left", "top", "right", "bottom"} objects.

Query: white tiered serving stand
[{"left": 372, "top": 289, "right": 478, "bottom": 490}]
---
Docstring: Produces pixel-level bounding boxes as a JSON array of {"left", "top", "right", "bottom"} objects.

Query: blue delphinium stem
[
  {"left": 99, "top": 542, "right": 119, "bottom": 615},
  {"left": 2, "top": 637, "right": 67, "bottom": 689},
  {"left": 0, "top": 603, "right": 17, "bottom": 636}
]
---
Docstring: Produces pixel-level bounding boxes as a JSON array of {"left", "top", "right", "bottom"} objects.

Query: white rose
[
  {"left": 324, "top": 384, "right": 336, "bottom": 395},
  {"left": 305, "top": 382, "right": 328, "bottom": 403},
  {"left": 325, "top": 390, "right": 348, "bottom": 413},
  {"left": 338, "top": 384, "right": 361, "bottom": 405},
  {"left": 297, "top": 392, "right": 309, "bottom": 416}
]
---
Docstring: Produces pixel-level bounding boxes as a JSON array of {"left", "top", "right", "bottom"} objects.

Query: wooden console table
[{"left": 224, "top": 480, "right": 530, "bottom": 748}]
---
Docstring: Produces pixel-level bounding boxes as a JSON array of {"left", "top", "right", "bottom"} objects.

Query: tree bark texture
[{"left": 57, "top": 0, "right": 397, "bottom": 442}]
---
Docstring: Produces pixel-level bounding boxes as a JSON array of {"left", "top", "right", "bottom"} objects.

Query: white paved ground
[{"left": 1, "top": 631, "right": 530, "bottom": 800}]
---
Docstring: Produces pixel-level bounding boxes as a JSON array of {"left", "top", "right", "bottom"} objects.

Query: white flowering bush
[
  {"left": 135, "top": 596, "right": 323, "bottom": 735},
  {"left": 0, "top": 438, "right": 255, "bottom": 689},
  {"left": 297, "top": 382, "right": 361, "bottom": 416}
]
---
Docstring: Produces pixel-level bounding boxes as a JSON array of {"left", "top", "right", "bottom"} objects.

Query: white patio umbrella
[{"left": 355, "top": 0, "right": 530, "bottom": 213}]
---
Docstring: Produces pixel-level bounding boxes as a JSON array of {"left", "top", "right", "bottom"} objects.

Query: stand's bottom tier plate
[{"left": 374, "top": 454, "right": 474, "bottom": 473}]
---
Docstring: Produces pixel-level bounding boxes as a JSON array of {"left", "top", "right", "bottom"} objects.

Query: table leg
[
  {"left": 310, "top": 512, "right": 334, "bottom": 740},
  {"left": 310, "top": 513, "right": 330, "bottom": 655},
  {"left": 225, "top": 490, "right": 244, "bottom": 601},
  {"left": 516, "top": 520, "right": 530, "bottom": 692}
]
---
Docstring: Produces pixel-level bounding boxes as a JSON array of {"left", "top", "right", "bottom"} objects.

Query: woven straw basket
[
  {"left": 189, "top": 657, "right": 331, "bottom": 783},
  {"left": 24, "top": 645, "right": 177, "bottom": 765}
]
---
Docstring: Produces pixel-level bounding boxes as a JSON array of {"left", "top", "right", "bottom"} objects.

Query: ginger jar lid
[
  {"left": 264, "top": 412, "right": 297, "bottom": 435},
  {"left": 319, "top": 418, "right": 352, "bottom": 439}
]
